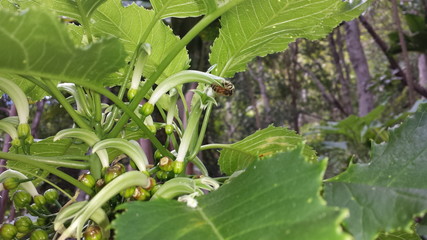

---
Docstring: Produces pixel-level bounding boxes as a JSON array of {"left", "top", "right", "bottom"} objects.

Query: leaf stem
[
  {"left": 199, "top": 143, "right": 232, "bottom": 151},
  {"left": 188, "top": 102, "right": 213, "bottom": 160},
  {"left": 0, "top": 151, "right": 89, "bottom": 169},
  {"left": 0, "top": 151, "right": 93, "bottom": 195}
]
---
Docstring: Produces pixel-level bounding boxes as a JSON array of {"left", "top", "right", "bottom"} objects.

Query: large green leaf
[
  {"left": 218, "top": 126, "right": 316, "bottom": 175},
  {"left": 209, "top": 0, "right": 370, "bottom": 77},
  {"left": 113, "top": 149, "right": 349, "bottom": 240},
  {"left": 151, "top": 0, "right": 208, "bottom": 18},
  {"left": 324, "top": 104, "right": 427, "bottom": 240},
  {"left": 91, "top": 0, "right": 190, "bottom": 83},
  {"left": 0, "top": 8, "right": 127, "bottom": 84},
  {"left": 9, "top": 0, "right": 106, "bottom": 22}
]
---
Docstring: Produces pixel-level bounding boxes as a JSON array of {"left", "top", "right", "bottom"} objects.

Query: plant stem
[
  {"left": 76, "top": 0, "right": 93, "bottom": 43},
  {"left": 108, "top": 1, "right": 242, "bottom": 138},
  {"left": 69, "top": 81, "right": 174, "bottom": 159},
  {"left": 199, "top": 143, "right": 232, "bottom": 151},
  {"left": 188, "top": 102, "right": 213, "bottom": 160},
  {"left": 0, "top": 151, "right": 89, "bottom": 169},
  {"left": 0, "top": 152, "right": 93, "bottom": 195},
  {"left": 44, "top": 80, "right": 92, "bottom": 130}
]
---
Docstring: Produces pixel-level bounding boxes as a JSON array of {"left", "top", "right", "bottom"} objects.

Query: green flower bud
[
  {"left": 17, "top": 123, "right": 31, "bottom": 139},
  {"left": 153, "top": 150, "right": 163, "bottom": 162},
  {"left": 83, "top": 225, "right": 103, "bottom": 240},
  {"left": 43, "top": 189, "right": 59, "bottom": 204},
  {"left": 127, "top": 88, "right": 137, "bottom": 101},
  {"left": 140, "top": 103, "right": 154, "bottom": 116},
  {"left": 156, "top": 170, "right": 167, "bottom": 180},
  {"left": 147, "top": 124, "right": 157, "bottom": 134},
  {"left": 14, "top": 216, "right": 33, "bottom": 233},
  {"left": 11, "top": 138, "right": 21, "bottom": 147},
  {"left": 173, "top": 161, "right": 185, "bottom": 174},
  {"left": 120, "top": 186, "right": 136, "bottom": 198},
  {"left": 150, "top": 184, "right": 161, "bottom": 195},
  {"left": 159, "top": 157, "right": 173, "bottom": 172},
  {"left": 2, "top": 177, "right": 20, "bottom": 190},
  {"left": 13, "top": 190, "right": 32, "bottom": 209},
  {"left": 33, "top": 195, "right": 46, "bottom": 207},
  {"left": 79, "top": 173, "right": 96, "bottom": 189},
  {"left": 0, "top": 223, "right": 18, "bottom": 240},
  {"left": 165, "top": 124, "right": 174, "bottom": 135},
  {"left": 30, "top": 229, "right": 48, "bottom": 240},
  {"left": 133, "top": 186, "right": 151, "bottom": 201},
  {"left": 25, "top": 135, "right": 34, "bottom": 145}
]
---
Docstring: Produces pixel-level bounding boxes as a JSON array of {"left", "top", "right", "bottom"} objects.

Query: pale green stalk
[{"left": 58, "top": 171, "right": 149, "bottom": 240}]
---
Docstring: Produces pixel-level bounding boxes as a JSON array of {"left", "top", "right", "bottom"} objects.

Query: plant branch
[{"left": 108, "top": 1, "right": 244, "bottom": 138}]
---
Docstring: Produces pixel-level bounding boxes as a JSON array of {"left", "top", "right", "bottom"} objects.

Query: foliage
[{"left": 1, "top": 0, "right": 424, "bottom": 240}]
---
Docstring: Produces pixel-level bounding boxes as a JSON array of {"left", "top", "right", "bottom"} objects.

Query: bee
[{"left": 211, "top": 80, "right": 234, "bottom": 96}]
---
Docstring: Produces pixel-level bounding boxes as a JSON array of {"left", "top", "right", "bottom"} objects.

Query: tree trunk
[
  {"left": 418, "top": 54, "right": 427, "bottom": 89},
  {"left": 345, "top": 19, "right": 374, "bottom": 116},
  {"left": 359, "top": 15, "right": 427, "bottom": 98},
  {"left": 391, "top": 0, "right": 416, "bottom": 104},
  {"left": 328, "top": 32, "right": 353, "bottom": 115}
]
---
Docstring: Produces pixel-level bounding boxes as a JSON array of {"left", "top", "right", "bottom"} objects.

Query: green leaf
[
  {"left": 0, "top": 7, "right": 126, "bottom": 84},
  {"left": 7, "top": 137, "right": 88, "bottom": 185},
  {"left": 209, "top": 0, "right": 371, "bottom": 77},
  {"left": 218, "top": 125, "right": 316, "bottom": 175},
  {"left": 10, "top": 0, "right": 107, "bottom": 22},
  {"left": 151, "top": 0, "right": 208, "bottom": 18},
  {"left": 324, "top": 104, "right": 427, "bottom": 240},
  {"left": 91, "top": 0, "right": 190, "bottom": 83},
  {"left": 113, "top": 149, "right": 349, "bottom": 240}
]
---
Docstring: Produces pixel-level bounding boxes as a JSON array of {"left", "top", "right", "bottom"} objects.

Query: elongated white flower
[
  {"left": 92, "top": 139, "right": 148, "bottom": 171},
  {"left": 0, "top": 170, "right": 39, "bottom": 197},
  {"left": 0, "top": 77, "right": 29, "bottom": 124},
  {"left": 54, "top": 128, "right": 109, "bottom": 168}
]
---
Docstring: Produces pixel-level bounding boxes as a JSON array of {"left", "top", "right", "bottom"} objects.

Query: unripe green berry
[
  {"left": 79, "top": 173, "right": 96, "bottom": 189},
  {"left": 29, "top": 203, "right": 40, "bottom": 213},
  {"left": 159, "top": 157, "right": 173, "bottom": 172},
  {"left": 14, "top": 216, "right": 33, "bottom": 233},
  {"left": 173, "top": 161, "right": 185, "bottom": 174},
  {"left": 2, "top": 177, "right": 20, "bottom": 190},
  {"left": 120, "top": 186, "right": 136, "bottom": 198},
  {"left": 83, "top": 225, "right": 102, "bottom": 240},
  {"left": 104, "top": 164, "right": 125, "bottom": 184},
  {"left": 0, "top": 223, "right": 18, "bottom": 239},
  {"left": 30, "top": 229, "right": 48, "bottom": 240},
  {"left": 17, "top": 123, "right": 31, "bottom": 139},
  {"left": 165, "top": 124, "right": 174, "bottom": 135},
  {"left": 35, "top": 218, "right": 46, "bottom": 227},
  {"left": 144, "top": 177, "right": 156, "bottom": 191},
  {"left": 13, "top": 190, "right": 32, "bottom": 209},
  {"left": 133, "top": 186, "right": 151, "bottom": 201},
  {"left": 33, "top": 195, "right": 46, "bottom": 207},
  {"left": 43, "top": 189, "right": 59, "bottom": 204},
  {"left": 140, "top": 103, "right": 154, "bottom": 116}
]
